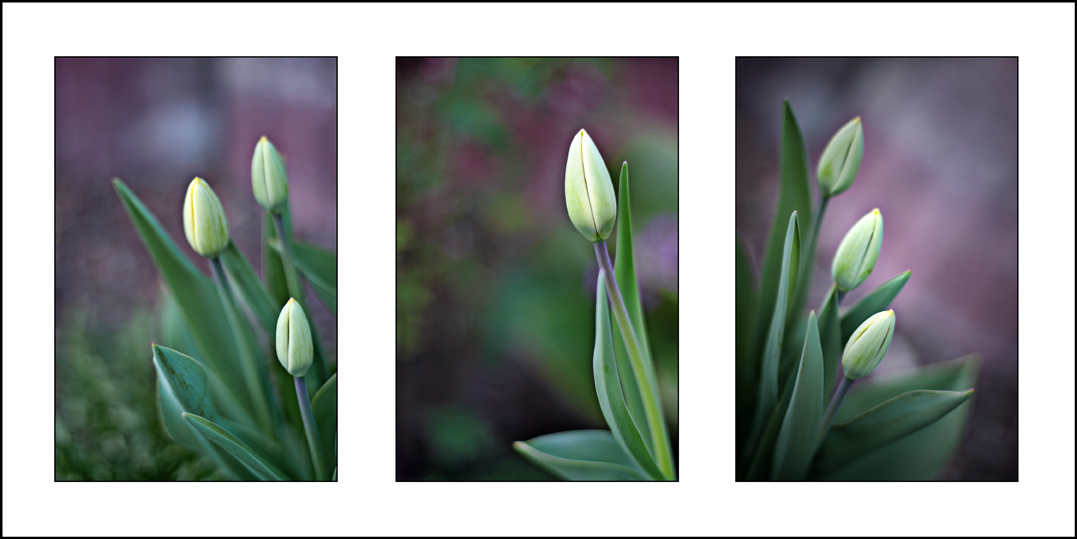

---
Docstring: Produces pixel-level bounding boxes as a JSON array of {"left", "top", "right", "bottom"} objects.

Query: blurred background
[
  {"left": 54, "top": 57, "right": 337, "bottom": 480},
  {"left": 736, "top": 58, "right": 1017, "bottom": 480},
  {"left": 396, "top": 58, "right": 678, "bottom": 480}
]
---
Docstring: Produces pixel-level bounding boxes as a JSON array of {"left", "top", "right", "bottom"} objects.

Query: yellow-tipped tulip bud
[
  {"left": 565, "top": 129, "right": 616, "bottom": 242},
  {"left": 842, "top": 309, "right": 895, "bottom": 379},
  {"left": 831, "top": 208, "right": 883, "bottom": 291},
  {"left": 251, "top": 136, "right": 289, "bottom": 213},
  {"left": 276, "top": 298, "right": 313, "bottom": 377},
  {"left": 817, "top": 117, "right": 864, "bottom": 198},
  {"left": 182, "top": 177, "right": 229, "bottom": 258}
]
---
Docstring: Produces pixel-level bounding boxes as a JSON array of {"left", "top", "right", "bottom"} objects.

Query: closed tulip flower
[
  {"left": 817, "top": 117, "right": 864, "bottom": 198},
  {"left": 565, "top": 129, "right": 616, "bottom": 243},
  {"left": 842, "top": 309, "right": 895, "bottom": 379},
  {"left": 832, "top": 208, "right": 883, "bottom": 291},
  {"left": 251, "top": 136, "right": 289, "bottom": 214},
  {"left": 276, "top": 298, "right": 313, "bottom": 377},
  {"left": 182, "top": 177, "right": 229, "bottom": 258}
]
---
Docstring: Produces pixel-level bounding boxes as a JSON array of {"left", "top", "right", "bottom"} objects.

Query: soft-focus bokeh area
[
  {"left": 397, "top": 58, "right": 678, "bottom": 480},
  {"left": 55, "top": 58, "right": 337, "bottom": 480},
  {"left": 736, "top": 58, "right": 1017, "bottom": 480}
]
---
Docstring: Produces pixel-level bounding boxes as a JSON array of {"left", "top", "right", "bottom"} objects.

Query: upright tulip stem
[
  {"left": 821, "top": 376, "right": 853, "bottom": 440},
  {"left": 294, "top": 376, "right": 327, "bottom": 481},
  {"left": 210, "top": 256, "right": 275, "bottom": 436},
  {"left": 594, "top": 240, "right": 674, "bottom": 480}
]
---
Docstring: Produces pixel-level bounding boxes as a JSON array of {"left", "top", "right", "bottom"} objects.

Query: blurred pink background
[{"left": 737, "top": 58, "right": 1017, "bottom": 480}]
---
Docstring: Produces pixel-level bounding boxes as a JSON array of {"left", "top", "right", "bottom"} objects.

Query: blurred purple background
[
  {"left": 737, "top": 58, "right": 1017, "bottom": 480},
  {"left": 54, "top": 58, "right": 336, "bottom": 478}
]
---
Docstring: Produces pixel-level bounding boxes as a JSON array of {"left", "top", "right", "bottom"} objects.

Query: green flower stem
[
  {"left": 820, "top": 375, "right": 853, "bottom": 439},
  {"left": 294, "top": 376, "right": 326, "bottom": 480},
  {"left": 594, "top": 240, "right": 674, "bottom": 480},
  {"left": 210, "top": 256, "right": 275, "bottom": 436}
]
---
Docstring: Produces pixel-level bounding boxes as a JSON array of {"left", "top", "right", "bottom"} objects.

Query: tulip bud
[
  {"left": 831, "top": 208, "right": 883, "bottom": 291},
  {"left": 251, "top": 136, "right": 289, "bottom": 214},
  {"left": 182, "top": 177, "right": 229, "bottom": 258},
  {"left": 841, "top": 309, "right": 895, "bottom": 379},
  {"left": 276, "top": 298, "right": 313, "bottom": 377},
  {"left": 816, "top": 117, "right": 864, "bottom": 198},
  {"left": 565, "top": 129, "right": 616, "bottom": 242}
]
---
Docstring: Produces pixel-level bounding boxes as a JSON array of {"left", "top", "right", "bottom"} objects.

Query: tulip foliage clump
[
  {"left": 513, "top": 129, "right": 676, "bottom": 481},
  {"left": 736, "top": 102, "right": 977, "bottom": 480},
  {"left": 113, "top": 136, "right": 337, "bottom": 480}
]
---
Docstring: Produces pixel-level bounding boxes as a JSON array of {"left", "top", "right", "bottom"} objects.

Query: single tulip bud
[
  {"left": 276, "top": 298, "right": 313, "bottom": 377},
  {"left": 251, "top": 136, "right": 289, "bottom": 213},
  {"left": 841, "top": 309, "right": 895, "bottom": 379},
  {"left": 565, "top": 129, "right": 616, "bottom": 242},
  {"left": 816, "top": 117, "right": 864, "bottom": 198},
  {"left": 182, "top": 177, "right": 229, "bottom": 258},
  {"left": 831, "top": 208, "right": 883, "bottom": 291}
]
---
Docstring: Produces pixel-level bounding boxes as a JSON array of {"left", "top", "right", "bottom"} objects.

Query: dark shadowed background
[
  {"left": 54, "top": 57, "right": 337, "bottom": 480},
  {"left": 396, "top": 58, "right": 678, "bottom": 480},
  {"left": 736, "top": 57, "right": 1017, "bottom": 480}
]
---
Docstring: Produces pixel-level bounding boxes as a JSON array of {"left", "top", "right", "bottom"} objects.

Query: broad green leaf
[
  {"left": 735, "top": 236, "right": 758, "bottom": 448},
  {"left": 152, "top": 344, "right": 217, "bottom": 422},
  {"left": 813, "top": 388, "right": 975, "bottom": 478},
  {"left": 817, "top": 286, "right": 843, "bottom": 402},
  {"left": 840, "top": 270, "right": 911, "bottom": 344},
  {"left": 184, "top": 413, "right": 288, "bottom": 480},
  {"left": 311, "top": 373, "right": 338, "bottom": 472},
  {"left": 820, "top": 356, "right": 979, "bottom": 480},
  {"left": 610, "top": 161, "right": 663, "bottom": 467},
  {"left": 113, "top": 179, "right": 250, "bottom": 406},
  {"left": 219, "top": 417, "right": 311, "bottom": 481},
  {"left": 772, "top": 312, "right": 824, "bottom": 480},
  {"left": 593, "top": 272, "right": 665, "bottom": 480},
  {"left": 754, "top": 100, "right": 813, "bottom": 367},
  {"left": 292, "top": 242, "right": 337, "bottom": 317},
  {"left": 751, "top": 211, "right": 800, "bottom": 438},
  {"left": 219, "top": 241, "right": 278, "bottom": 334},
  {"left": 513, "top": 430, "right": 651, "bottom": 481}
]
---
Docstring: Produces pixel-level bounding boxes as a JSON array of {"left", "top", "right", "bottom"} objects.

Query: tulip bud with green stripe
[
  {"left": 565, "top": 129, "right": 616, "bottom": 243},
  {"left": 182, "top": 177, "right": 229, "bottom": 258},
  {"left": 842, "top": 309, "right": 895, "bottom": 379},
  {"left": 832, "top": 208, "right": 883, "bottom": 291},
  {"left": 817, "top": 117, "right": 864, "bottom": 198},
  {"left": 251, "top": 136, "right": 289, "bottom": 214},
  {"left": 276, "top": 298, "right": 313, "bottom": 377}
]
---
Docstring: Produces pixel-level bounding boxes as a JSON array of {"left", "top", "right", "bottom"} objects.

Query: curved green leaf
[
  {"left": 292, "top": 242, "right": 337, "bottom": 317},
  {"left": 152, "top": 344, "right": 217, "bottom": 422},
  {"left": 113, "top": 179, "right": 249, "bottom": 404},
  {"left": 772, "top": 312, "right": 824, "bottom": 480},
  {"left": 817, "top": 286, "right": 843, "bottom": 402},
  {"left": 219, "top": 241, "right": 278, "bottom": 335},
  {"left": 312, "top": 373, "right": 338, "bottom": 472},
  {"left": 219, "top": 417, "right": 310, "bottom": 481},
  {"left": 513, "top": 430, "right": 651, "bottom": 481},
  {"left": 840, "top": 270, "right": 911, "bottom": 343},
  {"left": 593, "top": 272, "right": 664, "bottom": 480},
  {"left": 814, "top": 388, "right": 975, "bottom": 477},
  {"left": 742, "top": 366, "right": 798, "bottom": 480},
  {"left": 751, "top": 211, "right": 800, "bottom": 439},
  {"left": 183, "top": 413, "right": 288, "bottom": 481}
]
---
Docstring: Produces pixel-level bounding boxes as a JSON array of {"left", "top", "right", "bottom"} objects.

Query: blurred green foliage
[
  {"left": 397, "top": 58, "right": 677, "bottom": 480},
  {"left": 55, "top": 302, "right": 218, "bottom": 480}
]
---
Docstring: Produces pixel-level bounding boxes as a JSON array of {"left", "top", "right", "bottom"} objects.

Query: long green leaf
[
  {"left": 218, "top": 417, "right": 310, "bottom": 481},
  {"left": 735, "top": 236, "right": 758, "bottom": 448},
  {"left": 292, "top": 242, "right": 337, "bottom": 317},
  {"left": 311, "top": 373, "right": 338, "bottom": 473},
  {"left": 152, "top": 344, "right": 217, "bottom": 422},
  {"left": 772, "top": 312, "right": 824, "bottom": 480},
  {"left": 751, "top": 211, "right": 800, "bottom": 439},
  {"left": 824, "top": 356, "right": 978, "bottom": 480},
  {"left": 219, "top": 241, "right": 278, "bottom": 334},
  {"left": 742, "top": 366, "right": 798, "bottom": 480},
  {"left": 840, "top": 270, "right": 911, "bottom": 343},
  {"left": 183, "top": 413, "right": 288, "bottom": 480},
  {"left": 513, "top": 430, "right": 651, "bottom": 481},
  {"left": 113, "top": 179, "right": 250, "bottom": 405},
  {"left": 754, "top": 100, "right": 812, "bottom": 365},
  {"left": 593, "top": 271, "right": 664, "bottom": 480},
  {"left": 817, "top": 285, "right": 843, "bottom": 402},
  {"left": 813, "top": 388, "right": 975, "bottom": 477},
  {"left": 610, "top": 161, "right": 659, "bottom": 461}
]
